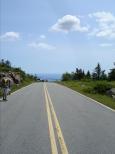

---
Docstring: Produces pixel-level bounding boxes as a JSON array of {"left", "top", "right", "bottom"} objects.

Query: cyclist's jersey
[{"left": 1, "top": 79, "right": 9, "bottom": 88}]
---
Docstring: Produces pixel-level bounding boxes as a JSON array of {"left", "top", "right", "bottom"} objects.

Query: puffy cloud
[
  {"left": 89, "top": 11, "right": 115, "bottom": 39},
  {"left": 50, "top": 15, "right": 88, "bottom": 33},
  {"left": 0, "top": 32, "right": 20, "bottom": 41},
  {"left": 96, "top": 29, "right": 115, "bottom": 38},
  {"left": 89, "top": 11, "right": 115, "bottom": 23},
  {"left": 28, "top": 42, "right": 55, "bottom": 50}
]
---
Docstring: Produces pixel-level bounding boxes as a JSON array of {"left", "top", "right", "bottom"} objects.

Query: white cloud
[
  {"left": 99, "top": 43, "right": 113, "bottom": 47},
  {"left": 89, "top": 11, "right": 115, "bottom": 23},
  {"left": 28, "top": 42, "right": 55, "bottom": 50},
  {"left": 89, "top": 11, "right": 115, "bottom": 39},
  {"left": 0, "top": 32, "right": 20, "bottom": 41},
  {"left": 50, "top": 15, "right": 88, "bottom": 33},
  {"left": 40, "top": 35, "right": 46, "bottom": 39}
]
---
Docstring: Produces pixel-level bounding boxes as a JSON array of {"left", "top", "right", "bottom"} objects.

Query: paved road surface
[{"left": 0, "top": 82, "right": 115, "bottom": 154}]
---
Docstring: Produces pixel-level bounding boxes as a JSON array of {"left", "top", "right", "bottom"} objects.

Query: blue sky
[{"left": 0, "top": 0, "right": 115, "bottom": 74}]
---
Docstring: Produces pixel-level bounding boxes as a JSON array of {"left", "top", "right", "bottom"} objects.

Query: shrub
[{"left": 93, "top": 82, "right": 112, "bottom": 94}]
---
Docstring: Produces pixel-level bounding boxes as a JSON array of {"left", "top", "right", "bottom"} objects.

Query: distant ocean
[{"left": 37, "top": 73, "right": 62, "bottom": 82}]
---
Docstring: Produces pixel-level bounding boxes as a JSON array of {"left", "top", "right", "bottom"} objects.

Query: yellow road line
[
  {"left": 43, "top": 84, "right": 58, "bottom": 154},
  {"left": 45, "top": 83, "right": 69, "bottom": 154}
]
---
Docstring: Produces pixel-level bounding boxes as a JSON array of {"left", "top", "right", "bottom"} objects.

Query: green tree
[
  {"left": 92, "top": 63, "right": 106, "bottom": 80},
  {"left": 86, "top": 70, "right": 91, "bottom": 79},
  {"left": 92, "top": 72, "right": 97, "bottom": 80},
  {"left": 108, "top": 63, "right": 115, "bottom": 81},
  {"left": 5, "top": 60, "right": 11, "bottom": 68},
  {"left": 75, "top": 68, "right": 85, "bottom": 80},
  {"left": 95, "top": 63, "right": 101, "bottom": 80},
  {"left": 100, "top": 70, "right": 107, "bottom": 80},
  {"left": 0, "top": 59, "right": 5, "bottom": 66},
  {"left": 62, "top": 72, "right": 72, "bottom": 81}
]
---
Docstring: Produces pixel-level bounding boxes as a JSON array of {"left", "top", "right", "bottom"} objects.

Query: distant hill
[{"left": 38, "top": 73, "right": 62, "bottom": 81}]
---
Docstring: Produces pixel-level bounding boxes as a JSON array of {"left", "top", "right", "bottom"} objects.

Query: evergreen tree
[
  {"left": 92, "top": 72, "right": 97, "bottom": 80},
  {"left": 0, "top": 59, "right": 5, "bottom": 66},
  {"left": 100, "top": 70, "right": 107, "bottom": 80},
  {"left": 75, "top": 68, "right": 85, "bottom": 80},
  {"left": 5, "top": 60, "right": 11, "bottom": 67},
  {"left": 62, "top": 72, "right": 72, "bottom": 81},
  {"left": 108, "top": 63, "right": 115, "bottom": 81},
  {"left": 95, "top": 63, "right": 101, "bottom": 80},
  {"left": 86, "top": 70, "right": 91, "bottom": 79}
]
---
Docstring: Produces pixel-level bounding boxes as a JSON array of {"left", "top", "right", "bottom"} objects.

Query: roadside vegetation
[
  {"left": 0, "top": 59, "right": 39, "bottom": 97},
  {"left": 60, "top": 63, "right": 115, "bottom": 110}
]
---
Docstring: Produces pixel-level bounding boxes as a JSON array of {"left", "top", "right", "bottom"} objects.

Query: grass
[
  {"left": 12, "top": 80, "right": 34, "bottom": 92},
  {"left": 58, "top": 80, "right": 115, "bottom": 110}
]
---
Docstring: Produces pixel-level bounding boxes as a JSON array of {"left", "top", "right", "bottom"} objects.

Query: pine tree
[
  {"left": 108, "top": 63, "right": 115, "bottom": 81},
  {"left": 100, "top": 70, "right": 107, "bottom": 80},
  {"left": 86, "top": 70, "right": 91, "bottom": 79},
  {"left": 95, "top": 63, "right": 101, "bottom": 80}
]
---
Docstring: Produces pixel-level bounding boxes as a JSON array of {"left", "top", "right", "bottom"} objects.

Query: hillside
[{"left": 0, "top": 59, "right": 38, "bottom": 96}]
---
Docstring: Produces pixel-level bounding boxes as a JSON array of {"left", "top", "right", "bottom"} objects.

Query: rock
[
  {"left": 106, "top": 88, "right": 115, "bottom": 97},
  {"left": 0, "top": 71, "right": 21, "bottom": 86},
  {"left": 112, "top": 95, "right": 115, "bottom": 99}
]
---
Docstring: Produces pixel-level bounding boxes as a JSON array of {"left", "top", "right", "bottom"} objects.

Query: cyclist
[{"left": 1, "top": 78, "right": 9, "bottom": 101}]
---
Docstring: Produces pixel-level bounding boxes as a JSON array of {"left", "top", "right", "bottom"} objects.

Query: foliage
[
  {"left": 86, "top": 70, "right": 91, "bottom": 79},
  {"left": 59, "top": 81, "right": 115, "bottom": 110},
  {"left": 0, "top": 59, "right": 38, "bottom": 81},
  {"left": 62, "top": 62, "right": 115, "bottom": 81},
  {"left": 62, "top": 72, "right": 72, "bottom": 81},
  {"left": 100, "top": 70, "right": 107, "bottom": 80},
  {"left": 93, "top": 82, "right": 112, "bottom": 94},
  {"left": 75, "top": 68, "right": 85, "bottom": 80},
  {"left": 93, "top": 63, "right": 101, "bottom": 80},
  {"left": 83, "top": 87, "right": 93, "bottom": 93},
  {"left": 108, "top": 68, "right": 115, "bottom": 81},
  {"left": 92, "top": 63, "right": 107, "bottom": 80},
  {"left": 0, "top": 59, "right": 39, "bottom": 97}
]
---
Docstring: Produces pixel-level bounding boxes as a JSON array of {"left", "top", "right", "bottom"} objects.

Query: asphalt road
[{"left": 0, "top": 82, "right": 115, "bottom": 154}]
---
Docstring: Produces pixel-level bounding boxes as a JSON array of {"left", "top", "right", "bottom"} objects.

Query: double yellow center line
[{"left": 44, "top": 83, "right": 69, "bottom": 154}]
